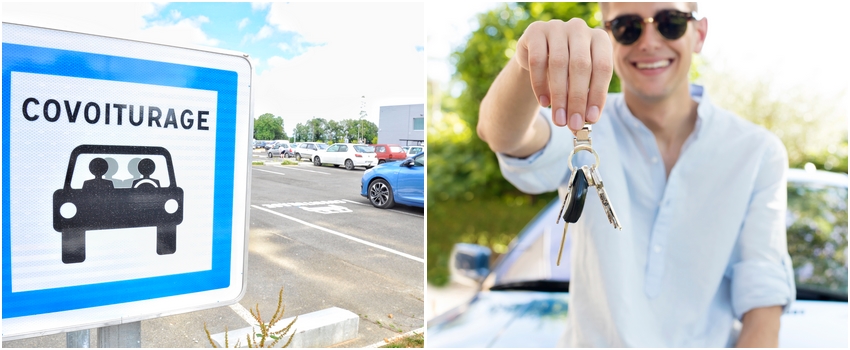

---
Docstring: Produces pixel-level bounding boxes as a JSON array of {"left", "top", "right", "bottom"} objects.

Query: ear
[{"left": 692, "top": 17, "right": 708, "bottom": 53}]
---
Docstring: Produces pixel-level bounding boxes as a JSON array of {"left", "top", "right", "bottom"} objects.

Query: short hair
[{"left": 599, "top": 2, "right": 698, "bottom": 18}]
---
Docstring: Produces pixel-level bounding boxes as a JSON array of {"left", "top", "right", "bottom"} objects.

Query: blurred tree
[
  {"left": 254, "top": 113, "right": 286, "bottom": 140},
  {"left": 704, "top": 72, "right": 848, "bottom": 173},
  {"left": 429, "top": 2, "right": 618, "bottom": 205},
  {"left": 293, "top": 123, "right": 309, "bottom": 142},
  {"left": 326, "top": 120, "right": 344, "bottom": 143}
]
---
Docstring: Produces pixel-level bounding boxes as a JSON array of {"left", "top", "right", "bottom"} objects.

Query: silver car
[
  {"left": 428, "top": 168, "right": 848, "bottom": 348},
  {"left": 293, "top": 142, "right": 328, "bottom": 162}
]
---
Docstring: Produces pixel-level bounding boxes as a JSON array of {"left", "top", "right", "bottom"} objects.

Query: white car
[
  {"left": 403, "top": 145, "right": 425, "bottom": 157},
  {"left": 312, "top": 143, "right": 377, "bottom": 170},
  {"left": 428, "top": 168, "right": 848, "bottom": 348}
]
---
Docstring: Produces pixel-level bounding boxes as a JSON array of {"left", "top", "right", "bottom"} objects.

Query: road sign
[{"left": 2, "top": 23, "right": 252, "bottom": 340}]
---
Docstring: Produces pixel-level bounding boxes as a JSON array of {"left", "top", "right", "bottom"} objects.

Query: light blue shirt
[{"left": 496, "top": 85, "right": 796, "bottom": 347}]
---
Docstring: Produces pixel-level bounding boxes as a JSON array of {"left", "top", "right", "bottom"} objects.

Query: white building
[{"left": 377, "top": 104, "right": 424, "bottom": 146}]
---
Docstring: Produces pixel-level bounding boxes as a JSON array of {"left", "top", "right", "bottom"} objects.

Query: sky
[
  {"left": 3, "top": 2, "right": 425, "bottom": 137},
  {"left": 426, "top": 2, "right": 850, "bottom": 119}
]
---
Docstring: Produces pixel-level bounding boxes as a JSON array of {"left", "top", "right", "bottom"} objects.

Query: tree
[{"left": 254, "top": 113, "right": 287, "bottom": 140}]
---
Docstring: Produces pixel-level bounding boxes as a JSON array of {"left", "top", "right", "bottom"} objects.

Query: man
[{"left": 477, "top": 2, "right": 795, "bottom": 347}]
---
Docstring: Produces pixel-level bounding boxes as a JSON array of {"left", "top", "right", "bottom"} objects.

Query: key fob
[{"left": 563, "top": 168, "right": 588, "bottom": 223}]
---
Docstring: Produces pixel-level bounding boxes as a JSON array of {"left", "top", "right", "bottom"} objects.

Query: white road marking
[
  {"left": 273, "top": 165, "right": 330, "bottom": 175},
  {"left": 253, "top": 168, "right": 285, "bottom": 176},
  {"left": 251, "top": 205, "right": 424, "bottom": 263},
  {"left": 229, "top": 303, "right": 258, "bottom": 326},
  {"left": 341, "top": 199, "right": 424, "bottom": 218}
]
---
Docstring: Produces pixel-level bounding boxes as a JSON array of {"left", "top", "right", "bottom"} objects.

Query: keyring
[{"left": 567, "top": 144, "right": 600, "bottom": 172}]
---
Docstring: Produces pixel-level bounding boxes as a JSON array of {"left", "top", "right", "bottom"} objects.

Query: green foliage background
[
  {"left": 254, "top": 113, "right": 287, "bottom": 140},
  {"left": 427, "top": 2, "right": 849, "bottom": 287}
]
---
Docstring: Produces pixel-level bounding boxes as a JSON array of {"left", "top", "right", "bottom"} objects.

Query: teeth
[{"left": 636, "top": 60, "right": 670, "bottom": 69}]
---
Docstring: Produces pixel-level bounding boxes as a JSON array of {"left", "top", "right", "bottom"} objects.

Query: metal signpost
[{"left": 2, "top": 23, "right": 252, "bottom": 344}]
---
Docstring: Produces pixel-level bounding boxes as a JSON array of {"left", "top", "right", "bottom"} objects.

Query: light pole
[{"left": 359, "top": 95, "right": 365, "bottom": 143}]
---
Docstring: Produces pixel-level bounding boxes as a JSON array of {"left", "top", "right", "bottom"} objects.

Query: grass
[
  {"left": 252, "top": 161, "right": 264, "bottom": 165},
  {"left": 280, "top": 159, "right": 299, "bottom": 165},
  {"left": 380, "top": 332, "right": 424, "bottom": 348},
  {"left": 427, "top": 194, "right": 555, "bottom": 286}
]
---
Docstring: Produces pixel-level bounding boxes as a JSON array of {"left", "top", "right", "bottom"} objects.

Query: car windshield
[
  {"left": 69, "top": 154, "right": 171, "bottom": 189},
  {"left": 488, "top": 176, "right": 849, "bottom": 300},
  {"left": 318, "top": 144, "right": 328, "bottom": 150},
  {"left": 354, "top": 145, "right": 375, "bottom": 153}
]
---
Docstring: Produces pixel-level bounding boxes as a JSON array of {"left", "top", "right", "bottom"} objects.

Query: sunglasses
[{"left": 604, "top": 9, "right": 697, "bottom": 45}]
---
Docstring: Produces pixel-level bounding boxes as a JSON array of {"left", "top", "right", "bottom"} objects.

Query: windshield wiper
[
  {"left": 796, "top": 287, "right": 848, "bottom": 302},
  {"left": 489, "top": 280, "right": 570, "bottom": 292}
]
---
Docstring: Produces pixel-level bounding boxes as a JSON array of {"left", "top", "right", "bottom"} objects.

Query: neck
[{"left": 623, "top": 86, "right": 697, "bottom": 145}]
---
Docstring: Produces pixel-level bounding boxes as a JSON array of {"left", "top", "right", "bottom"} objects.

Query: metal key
[
  {"left": 589, "top": 164, "right": 622, "bottom": 230},
  {"left": 554, "top": 124, "right": 623, "bottom": 266}
]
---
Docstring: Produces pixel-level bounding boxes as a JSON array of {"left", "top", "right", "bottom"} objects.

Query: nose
[{"left": 634, "top": 21, "right": 664, "bottom": 51}]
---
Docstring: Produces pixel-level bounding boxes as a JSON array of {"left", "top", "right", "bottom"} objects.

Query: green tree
[{"left": 254, "top": 113, "right": 287, "bottom": 140}]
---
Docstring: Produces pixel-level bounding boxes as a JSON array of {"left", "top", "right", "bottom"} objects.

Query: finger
[
  {"left": 546, "top": 21, "right": 570, "bottom": 126},
  {"left": 566, "top": 26, "right": 593, "bottom": 132},
  {"left": 523, "top": 24, "right": 551, "bottom": 108},
  {"left": 586, "top": 29, "right": 614, "bottom": 124}
]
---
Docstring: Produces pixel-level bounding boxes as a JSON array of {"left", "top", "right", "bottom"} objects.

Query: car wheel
[
  {"left": 314, "top": 156, "right": 321, "bottom": 166},
  {"left": 296, "top": 153, "right": 302, "bottom": 161},
  {"left": 157, "top": 225, "right": 177, "bottom": 255},
  {"left": 368, "top": 179, "right": 394, "bottom": 209},
  {"left": 268, "top": 152, "right": 273, "bottom": 158},
  {"left": 378, "top": 159, "right": 385, "bottom": 165},
  {"left": 61, "top": 229, "right": 86, "bottom": 264},
  {"left": 284, "top": 152, "right": 290, "bottom": 159},
  {"left": 345, "top": 159, "right": 354, "bottom": 170}
]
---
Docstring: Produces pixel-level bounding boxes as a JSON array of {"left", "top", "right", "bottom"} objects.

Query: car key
[{"left": 554, "top": 124, "right": 622, "bottom": 266}]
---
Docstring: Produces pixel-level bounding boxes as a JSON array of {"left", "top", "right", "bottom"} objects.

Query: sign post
[{"left": 2, "top": 23, "right": 252, "bottom": 341}]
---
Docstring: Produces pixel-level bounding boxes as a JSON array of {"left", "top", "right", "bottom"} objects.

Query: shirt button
[{"left": 654, "top": 245, "right": 662, "bottom": 253}]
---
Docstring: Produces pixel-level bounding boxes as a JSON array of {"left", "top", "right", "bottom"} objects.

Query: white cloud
[
  {"left": 2, "top": 3, "right": 219, "bottom": 48},
  {"left": 251, "top": 2, "right": 271, "bottom": 11},
  {"left": 254, "top": 25, "right": 274, "bottom": 42},
  {"left": 238, "top": 18, "right": 250, "bottom": 30},
  {"left": 169, "top": 9, "right": 182, "bottom": 20}
]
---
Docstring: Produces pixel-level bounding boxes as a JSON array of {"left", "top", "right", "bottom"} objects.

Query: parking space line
[
  {"left": 271, "top": 165, "right": 330, "bottom": 175},
  {"left": 341, "top": 199, "right": 424, "bottom": 218},
  {"left": 253, "top": 168, "right": 285, "bottom": 176},
  {"left": 251, "top": 205, "right": 424, "bottom": 263}
]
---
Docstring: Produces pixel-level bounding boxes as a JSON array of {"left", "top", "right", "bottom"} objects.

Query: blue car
[
  {"left": 361, "top": 152, "right": 424, "bottom": 209},
  {"left": 428, "top": 168, "right": 848, "bottom": 347}
]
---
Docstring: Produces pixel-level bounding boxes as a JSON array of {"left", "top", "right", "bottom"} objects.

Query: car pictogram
[{"left": 53, "top": 145, "right": 184, "bottom": 263}]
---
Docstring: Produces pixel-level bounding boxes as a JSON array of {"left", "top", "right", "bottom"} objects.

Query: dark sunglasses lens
[
  {"left": 656, "top": 10, "right": 690, "bottom": 40},
  {"left": 611, "top": 15, "right": 643, "bottom": 45}
]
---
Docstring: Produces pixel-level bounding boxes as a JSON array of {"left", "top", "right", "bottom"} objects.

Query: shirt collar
[{"left": 615, "top": 84, "right": 714, "bottom": 140}]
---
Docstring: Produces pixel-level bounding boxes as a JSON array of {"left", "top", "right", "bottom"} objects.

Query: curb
[
  {"left": 362, "top": 327, "right": 425, "bottom": 348},
  {"left": 210, "top": 307, "right": 359, "bottom": 348}
]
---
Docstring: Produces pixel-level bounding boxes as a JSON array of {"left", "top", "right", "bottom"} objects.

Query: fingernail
[
  {"left": 555, "top": 109, "right": 567, "bottom": 126},
  {"left": 586, "top": 105, "right": 600, "bottom": 123},
  {"left": 569, "top": 113, "right": 583, "bottom": 130},
  {"left": 539, "top": 95, "right": 550, "bottom": 107}
]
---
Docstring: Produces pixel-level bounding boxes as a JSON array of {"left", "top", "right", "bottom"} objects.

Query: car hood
[
  {"left": 427, "top": 291, "right": 848, "bottom": 348},
  {"left": 427, "top": 290, "right": 569, "bottom": 348}
]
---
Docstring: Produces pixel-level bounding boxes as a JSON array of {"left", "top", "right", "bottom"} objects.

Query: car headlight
[
  {"left": 164, "top": 199, "right": 179, "bottom": 214},
  {"left": 60, "top": 202, "right": 77, "bottom": 219}
]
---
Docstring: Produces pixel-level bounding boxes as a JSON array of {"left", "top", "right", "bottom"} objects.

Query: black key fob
[{"left": 563, "top": 168, "right": 588, "bottom": 223}]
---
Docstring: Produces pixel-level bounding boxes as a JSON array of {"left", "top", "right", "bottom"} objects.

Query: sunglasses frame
[{"left": 603, "top": 9, "right": 698, "bottom": 45}]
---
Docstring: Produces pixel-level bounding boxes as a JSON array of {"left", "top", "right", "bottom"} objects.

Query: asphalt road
[{"left": 2, "top": 151, "right": 424, "bottom": 348}]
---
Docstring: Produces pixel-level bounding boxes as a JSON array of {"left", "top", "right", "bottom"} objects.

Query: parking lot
[{"left": 3, "top": 150, "right": 424, "bottom": 348}]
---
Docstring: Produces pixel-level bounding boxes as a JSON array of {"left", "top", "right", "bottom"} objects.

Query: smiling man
[{"left": 477, "top": 2, "right": 795, "bottom": 347}]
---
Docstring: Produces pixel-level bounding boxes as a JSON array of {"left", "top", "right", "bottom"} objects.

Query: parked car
[
  {"left": 267, "top": 142, "right": 289, "bottom": 158},
  {"left": 293, "top": 142, "right": 328, "bottom": 161},
  {"left": 373, "top": 144, "right": 407, "bottom": 164},
  {"left": 313, "top": 143, "right": 377, "bottom": 170},
  {"left": 427, "top": 168, "right": 848, "bottom": 348},
  {"left": 360, "top": 152, "right": 424, "bottom": 208},
  {"left": 403, "top": 145, "right": 425, "bottom": 157}
]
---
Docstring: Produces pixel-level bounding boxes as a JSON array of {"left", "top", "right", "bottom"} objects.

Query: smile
[{"left": 634, "top": 59, "right": 672, "bottom": 70}]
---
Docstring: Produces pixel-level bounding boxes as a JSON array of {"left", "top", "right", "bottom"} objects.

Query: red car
[{"left": 373, "top": 144, "right": 407, "bottom": 164}]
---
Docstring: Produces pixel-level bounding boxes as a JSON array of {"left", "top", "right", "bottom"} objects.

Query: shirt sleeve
[
  {"left": 730, "top": 134, "right": 796, "bottom": 320},
  {"left": 495, "top": 108, "right": 575, "bottom": 194}
]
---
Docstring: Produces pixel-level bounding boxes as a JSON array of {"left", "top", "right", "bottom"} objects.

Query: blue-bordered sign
[{"left": 2, "top": 23, "right": 252, "bottom": 340}]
